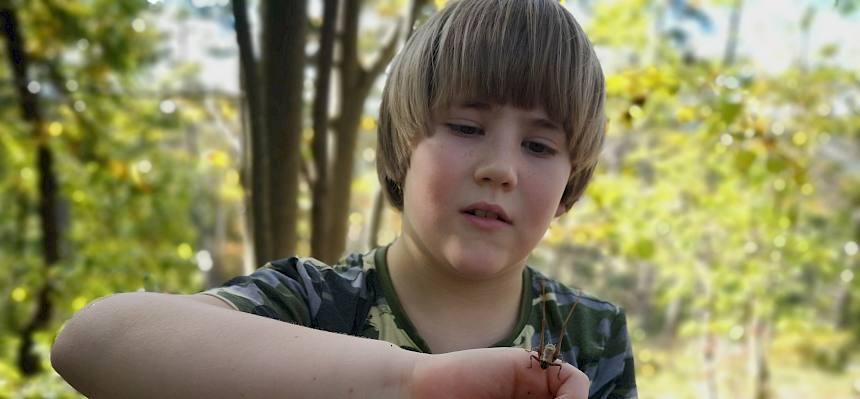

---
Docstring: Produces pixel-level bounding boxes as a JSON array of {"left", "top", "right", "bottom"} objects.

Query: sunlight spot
[
  {"left": 27, "top": 81, "right": 41, "bottom": 94},
  {"left": 362, "top": 148, "right": 375, "bottom": 163},
  {"left": 72, "top": 296, "right": 88, "bottom": 311},
  {"left": 132, "top": 18, "right": 146, "bottom": 33},
  {"left": 196, "top": 250, "right": 213, "bottom": 272},
  {"left": 770, "top": 251, "right": 781, "bottom": 262},
  {"left": 49, "top": 122, "right": 63, "bottom": 137},
  {"left": 771, "top": 122, "right": 785, "bottom": 136},
  {"left": 792, "top": 131, "right": 808, "bottom": 146},
  {"left": 160, "top": 100, "right": 177, "bottom": 114},
  {"left": 11, "top": 287, "right": 27, "bottom": 302},
  {"left": 729, "top": 325, "right": 744, "bottom": 341},
  {"left": 360, "top": 116, "right": 376, "bottom": 131},
  {"left": 772, "top": 178, "right": 785, "bottom": 191},
  {"left": 136, "top": 160, "right": 152, "bottom": 174},
  {"left": 19, "top": 167, "right": 35, "bottom": 182},
  {"left": 226, "top": 170, "right": 240, "bottom": 185},
  {"left": 841, "top": 269, "right": 854, "bottom": 283},
  {"left": 773, "top": 235, "right": 786, "bottom": 248},
  {"left": 349, "top": 212, "right": 364, "bottom": 226},
  {"left": 177, "top": 243, "right": 193, "bottom": 260},
  {"left": 844, "top": 241, "right": 858, "bottom": 257}
]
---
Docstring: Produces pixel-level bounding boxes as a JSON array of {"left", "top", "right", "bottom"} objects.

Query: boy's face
[{"left": 400, "top": 102, "right": 570, "bottom": 281}]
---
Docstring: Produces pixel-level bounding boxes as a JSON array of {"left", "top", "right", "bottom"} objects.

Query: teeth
[{"left": 472, "top": 210, "right": 500, "bottom": 220}]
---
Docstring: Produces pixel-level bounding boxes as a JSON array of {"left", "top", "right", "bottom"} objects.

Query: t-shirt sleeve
[
  {"left": 200, "top": 256, "right": 375, "bottom": 335},
  {"left": 201, "top": 258, "right": 314, "bottom": 325},
  {"left": 590, "top": 308, "right": 638, "bottom": 399}
]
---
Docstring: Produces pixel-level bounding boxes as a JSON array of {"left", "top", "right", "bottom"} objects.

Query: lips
[{"left": 461, "top": 202, "right": 512, "bottom": 224}]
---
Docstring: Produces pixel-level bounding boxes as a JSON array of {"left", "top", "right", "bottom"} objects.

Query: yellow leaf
[
  {"left": 109, "top": 160, "right": 127, "bottom": 178},
  {"left": 675, "top": 107, "right": 695, "bottom": 123},
  {"left": 208, "top": 150, "right": 230, "bottom": 168}
]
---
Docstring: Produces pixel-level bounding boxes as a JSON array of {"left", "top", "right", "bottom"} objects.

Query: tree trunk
[
  {"left": 232, "top": 0, "right": 271, "bottom": 265},
  {"left": 750, "top": 316, "right": 772, "bottom": 399},
  {"left": 702, "top": 315, "right": 719, "bottom": 399},
  {"left": 635, "top": 261, "right": 655, "bottom": 331},
  {"left": 660, "top": 296, "right": 683, "bottom": 343},
  {"left": 366, "top": 188, "right": 385, "bottom": 248},
  {"left": 834, "top": 264, "right": 854, "bottom": 329},
  {"left": 722, "top": 0, "right": 744, "bottom": 67},
  {"left": 364, "top": 0, "right": 428, "bottom": 249},
  {"left": 310, "top": 0, "right": 340, "bottom": 261},
  {"left": 324, "top": 0, "right": 407, "bottom": 261},
  {"left": 1, "top": 5, "right": 61, "bottom": 376},
  {"left": 263, "top": 0, "right": 307, "bottom": 260}
]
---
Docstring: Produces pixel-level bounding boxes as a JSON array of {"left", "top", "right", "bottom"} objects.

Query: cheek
[
  {"left": 522, "top": 161, "right": 570, "bottom": 216},
  {"left": 406, "top": 140, "right": 465, "bottom": 210}
]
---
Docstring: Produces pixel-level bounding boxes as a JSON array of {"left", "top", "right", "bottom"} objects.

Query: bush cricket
[{"left": 528, "top": 281, "right": 578, "bottom": 377}]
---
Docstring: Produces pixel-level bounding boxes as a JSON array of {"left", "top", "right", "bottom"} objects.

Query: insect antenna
[
  {"left": 538, "top": 281, "right": 547, "bottom": 352},
  {"left": 552, "top": 298, "right": 579, "bottom": 360}
]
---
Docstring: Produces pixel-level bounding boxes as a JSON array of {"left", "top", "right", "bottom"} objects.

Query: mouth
[{"left": 461, "top": 203, "right": 512, "bottom": 225}]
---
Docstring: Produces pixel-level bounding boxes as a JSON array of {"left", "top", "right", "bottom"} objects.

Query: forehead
[{"left": 442, "top": 100, "right": 565, "bottom": 132}]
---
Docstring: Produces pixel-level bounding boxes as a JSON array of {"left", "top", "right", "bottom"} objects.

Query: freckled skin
[{"left": 401, "top": 104, "right": 571, "bottom": 281}]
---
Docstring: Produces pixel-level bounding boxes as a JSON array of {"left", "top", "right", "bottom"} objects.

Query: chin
[{"left": 443, "top": 245, "right": 519, "bottom": 281}]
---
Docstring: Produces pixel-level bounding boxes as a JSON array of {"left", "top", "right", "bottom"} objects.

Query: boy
[{"left": 51, "top": 0, "right": 636, "bottom": 398}]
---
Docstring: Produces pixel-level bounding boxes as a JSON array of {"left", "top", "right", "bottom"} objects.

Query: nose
[{"left": 473, "top": 145, "right": 518, "bottom": 190}]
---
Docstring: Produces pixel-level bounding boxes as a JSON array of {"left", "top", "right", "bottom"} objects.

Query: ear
[{"left": 554, "top": 202, "right": 567, "bottom": 218}]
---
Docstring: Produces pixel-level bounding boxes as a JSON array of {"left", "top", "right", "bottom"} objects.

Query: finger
[{"left": 550, "top": 362, "right": 589, "bottom": 399}]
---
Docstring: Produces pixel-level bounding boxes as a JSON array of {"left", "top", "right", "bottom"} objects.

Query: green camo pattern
[{"left": 203, "top": 246, "right": 637, "bottom": 399}]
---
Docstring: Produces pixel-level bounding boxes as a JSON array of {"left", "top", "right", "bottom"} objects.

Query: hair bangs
[{"left": 431, "top": 0, "right": 576, "bottom": 133}]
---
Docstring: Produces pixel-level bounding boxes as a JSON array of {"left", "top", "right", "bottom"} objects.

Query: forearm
[{"left": 51, "top": 292, "right": 416, "bottom": 399}]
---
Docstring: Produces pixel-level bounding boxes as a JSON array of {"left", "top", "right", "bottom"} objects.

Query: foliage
[
  {"left": 0, "top": 0, "right": 857, "bottom": 397},
  {"left": 0, "top": 0, "right": 243, "bottom": 395}
]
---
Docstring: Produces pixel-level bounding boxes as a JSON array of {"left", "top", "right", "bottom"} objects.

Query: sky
[{"left": 151, "top": 0, "right": 860, "bottom": 93}]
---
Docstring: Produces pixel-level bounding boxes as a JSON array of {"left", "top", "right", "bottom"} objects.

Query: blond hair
[{"left": 377, "top": 0, "right": 605, "bottom": 211}]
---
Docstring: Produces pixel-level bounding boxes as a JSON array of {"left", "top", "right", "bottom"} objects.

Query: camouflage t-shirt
[{"left": 202, "top": 246, "right": 637, "bottom": 399}]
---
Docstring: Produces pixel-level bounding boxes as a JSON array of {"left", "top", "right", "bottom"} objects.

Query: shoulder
[
  {"left": 527, "top": 268, "right": 637, "bottom": 397},
  {"left": 204, "top": 249, "right": 382, "bottom": 332},
  {"left": 252, "top": 248, "right": 380, "bottom": 289},
  {"left": 526, "top": 267, "right": 630, "bottom": 357},
  {"left": 528, "top": 267, "right": 624, "bottom": 316}
]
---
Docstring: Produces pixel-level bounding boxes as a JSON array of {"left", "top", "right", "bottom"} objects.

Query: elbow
[{"left": 50, "top": 293, "right": 140, "bottom": 381}]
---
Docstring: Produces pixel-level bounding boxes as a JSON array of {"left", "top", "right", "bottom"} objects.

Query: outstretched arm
[{"left": 51, "top": 292, "right": 589, "bottom": 398}]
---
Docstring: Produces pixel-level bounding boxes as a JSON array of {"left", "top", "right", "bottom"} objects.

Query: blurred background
[{"left": 1, "top": 0, "right": 858, "bottom": 397}]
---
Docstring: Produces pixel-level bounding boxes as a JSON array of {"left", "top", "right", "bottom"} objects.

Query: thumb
[{"left": 551, "top": 362, "right": 590, "bottom": 399}]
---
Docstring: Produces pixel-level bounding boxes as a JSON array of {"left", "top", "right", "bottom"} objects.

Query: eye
[
  {"left": 523, "top": 141, "right": 557, "bottom": 156},
  {"left": 446, "top": 123, "right": 483, "bottom": 136}
]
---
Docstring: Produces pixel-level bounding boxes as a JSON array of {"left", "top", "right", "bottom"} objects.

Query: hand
[{"left": 407, "top": 347, "right": 590, "bottom": 399}]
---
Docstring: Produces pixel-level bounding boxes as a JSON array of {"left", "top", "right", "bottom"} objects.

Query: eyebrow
[{"left": 457, "top": 101, "right": 563, "bottom": 132}]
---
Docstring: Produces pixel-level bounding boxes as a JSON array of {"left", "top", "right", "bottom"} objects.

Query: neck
[{"left": 386, "top": 236, "right": 525, "bottom": 353}]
